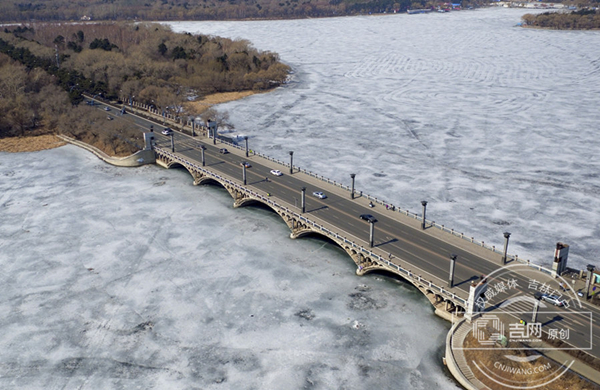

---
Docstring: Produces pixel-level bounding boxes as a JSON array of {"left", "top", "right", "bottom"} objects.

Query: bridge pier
[
  {"left": 192, "top": 172, "right": 203, "bottom": 186},
  {"left": 154, "top": 148, "right": 467, "bottom": 323}
]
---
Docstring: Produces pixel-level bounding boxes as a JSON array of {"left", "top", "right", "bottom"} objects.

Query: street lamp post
[
  {"left": 449, "top": 254, "right": 457, "bottom": 288},
  {"left": 242, "top": 164, "right": 247, "bottom": 186},
  {"left": 532, "top": 294, "right": 542, "bottom": 323},
  {"left": 369, "top": 220, "right": 376, "bottom": 248},
  {"left": 502, "top": 232, "right": 511, "bottom": 264},
  {"left": 245, "top": 136, "right": 249, "bottom": 157},
  {"left": 350, "top": 173, "right": 356, "bottom": 199},
  {"left": 301, "top": 187, "right": 306, "bottom": 213},
  {"left": 289, "top": 151, "right": 294, "bottom": 174},
  {"left": 421, "top": 201, "right": 428, "bottom": 230},
  {"left": 586, "top": 264, "right": 596, "bottom": 300},
  {"left": 191, "top": 118, "right": 196, "bottom": 137},
  {"left": 207, "top": 119, "right": 217, "bottom": 145},
  {"left": 200, "top": 146, "right": 206, "bottom": 166}
]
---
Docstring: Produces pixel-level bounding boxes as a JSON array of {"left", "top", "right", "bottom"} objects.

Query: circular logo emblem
[{"left": 451, "top": 263, "right": 591, "bottom": 389}]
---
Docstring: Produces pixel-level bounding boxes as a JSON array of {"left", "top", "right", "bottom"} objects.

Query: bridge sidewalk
[
  {"left": 105, "top": 95, "right": 524, "bottom": 276},
  {"left": 214, "top": 136, "right": 506, "bottom": 281}
]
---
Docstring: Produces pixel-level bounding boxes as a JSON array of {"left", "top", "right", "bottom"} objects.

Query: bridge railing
[
  {"left": 155, "top": 147, "right": 469, "bottom": 307},
  {"left": 206, "top": 138, "right": 548, "bottom": 275},
  {"left": 119, "top": 93, "right": 547, "bottom": 276}
]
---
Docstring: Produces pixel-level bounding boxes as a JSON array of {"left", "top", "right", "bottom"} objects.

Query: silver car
[
  {"left": 312, "top": 191, "right": 327, "bottom": 199},
  {"left": 541, "top": 295, "right": 564, "bottom": 307}
]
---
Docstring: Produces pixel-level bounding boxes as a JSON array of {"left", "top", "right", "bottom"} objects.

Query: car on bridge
[
  {"left": 106, "top": 115, "right": 113, "bottom": 120},
  {"left": 219, "top": 148, "right": 229, "bottom": 154},
  {"left": 162, "top": 128, "right": 173, "bottom": 135},
  {"left": 104, "top": 106, "right": 110, "bottom": 111},
  {"left": 270, "top": 169, "right": 283, "bottom": 176},
  {"left": 240, "top": 161, "right": 252, "bottom": 168},
  {"left": 541, "top": 294, "right": 565, "bottom": 307},
  {"left": 312, "top": 191, "right": 327, "bottom": 199},
  {"left": 359, "top": 214, "right": 377, "bottom": 223}
]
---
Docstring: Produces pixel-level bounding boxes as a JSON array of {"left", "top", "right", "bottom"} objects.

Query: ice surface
[
  {"left": 3, "top": 8, "right": 600, "bottom": 388},
  {"left": 168, "top": 8, "right": 600, "bottom": 270},
  {"left": 0, "top": 146, "right": 456, "bottom": 388}
]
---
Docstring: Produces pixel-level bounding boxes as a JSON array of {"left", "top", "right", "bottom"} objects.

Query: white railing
[
  {"left": 155, "top": 147, "right": 469, "bottom": 306},
  {"left": 121, "top": 96, "right": 543, "bottom": 274}
]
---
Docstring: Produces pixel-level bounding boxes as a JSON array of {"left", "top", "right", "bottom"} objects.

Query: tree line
[
  {"left": 0, "top": 0, "right": 486, "bottom": 22},
  {"left": 0, "top": 22, "right": 291, "bottom": 156},
  {"left": 1, "top": 22, "right": 290, "bottom": 112},
  {"left": 0, "top": 52, "right": 142, "bottom": 156},
  {"left": 522, "top": 9, "right": 600, "bottom": 30}
]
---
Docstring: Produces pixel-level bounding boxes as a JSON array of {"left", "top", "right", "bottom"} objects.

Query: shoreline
[{"left": 0, "top": 90, "right": 261, "bottom": 154}]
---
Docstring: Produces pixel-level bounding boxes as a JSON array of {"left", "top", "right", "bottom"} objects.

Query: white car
[
  {"left": 541, "top": 295, "right": 565, "bottom": 307},
  {"left": 162, "top": 128, "right": 173, "bottom": 135},
  {"left": 270, "top": 169, "right": 283, "bottom": 176},
  {"left": 312, "top": 191, "right": 327, "bottom": 199}
]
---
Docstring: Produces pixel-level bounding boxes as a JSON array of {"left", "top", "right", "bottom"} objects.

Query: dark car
[
  {"left": 359, "top": 214, "right": 377, "bottom": 223},
  {"left": 240, "top": 161, "right": 252, "bottom": 168},
  {"left": 219, "top": 148, "right": 229, "bottom": 154}
]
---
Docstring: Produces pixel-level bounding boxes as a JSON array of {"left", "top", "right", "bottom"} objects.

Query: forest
[
  {"left": 522, "top": 9, "right": 600, "bottom": 29},
  {"left": 0, "top": 0, "right": 487, "bottom": 22},
  {"left": 0, "top": 23, "right": 290, "bottom": 155}
]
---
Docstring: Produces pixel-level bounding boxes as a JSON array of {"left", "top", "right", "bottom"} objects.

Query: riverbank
[
  {"left": 0, "top": 91, "right": 259, "bottom": 154},
  {"left": 0, "top": 134, "right": 66, "bottom": 153}
]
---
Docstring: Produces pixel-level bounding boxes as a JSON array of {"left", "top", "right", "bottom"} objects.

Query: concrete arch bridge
[{"left": 156, "top": 148, "right": 468, "bottom": 318}]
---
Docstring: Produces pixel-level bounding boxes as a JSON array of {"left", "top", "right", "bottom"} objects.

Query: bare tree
[{"left": 200, "top": 107, "right": 234, "bottom": 134}]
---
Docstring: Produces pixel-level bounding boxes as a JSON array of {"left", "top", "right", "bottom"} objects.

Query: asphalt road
[{"left": 93, "top": 100, "right": 600, "bottom": 360}]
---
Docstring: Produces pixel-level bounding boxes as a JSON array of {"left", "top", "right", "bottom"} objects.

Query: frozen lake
[
  {"left": 170, "top": 7, "right": 600, "bottom": 271},
  {"left": 2, "top": 7, "right": 600, "bottom": 389},
  {"left": 0, "top": 147, "right": 454, "bottom": 389}
]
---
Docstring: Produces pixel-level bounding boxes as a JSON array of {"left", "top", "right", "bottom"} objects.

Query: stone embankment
[{"left": 57, "top": 135, "right": 155, "bottom": 167}]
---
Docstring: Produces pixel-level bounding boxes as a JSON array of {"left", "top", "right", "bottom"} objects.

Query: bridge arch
[
  {"left": 154, "top": 149, "right": 467, "bottom": 319},
  {"left": 195, "top": 176, "right": 224, "bottom": 187}
]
